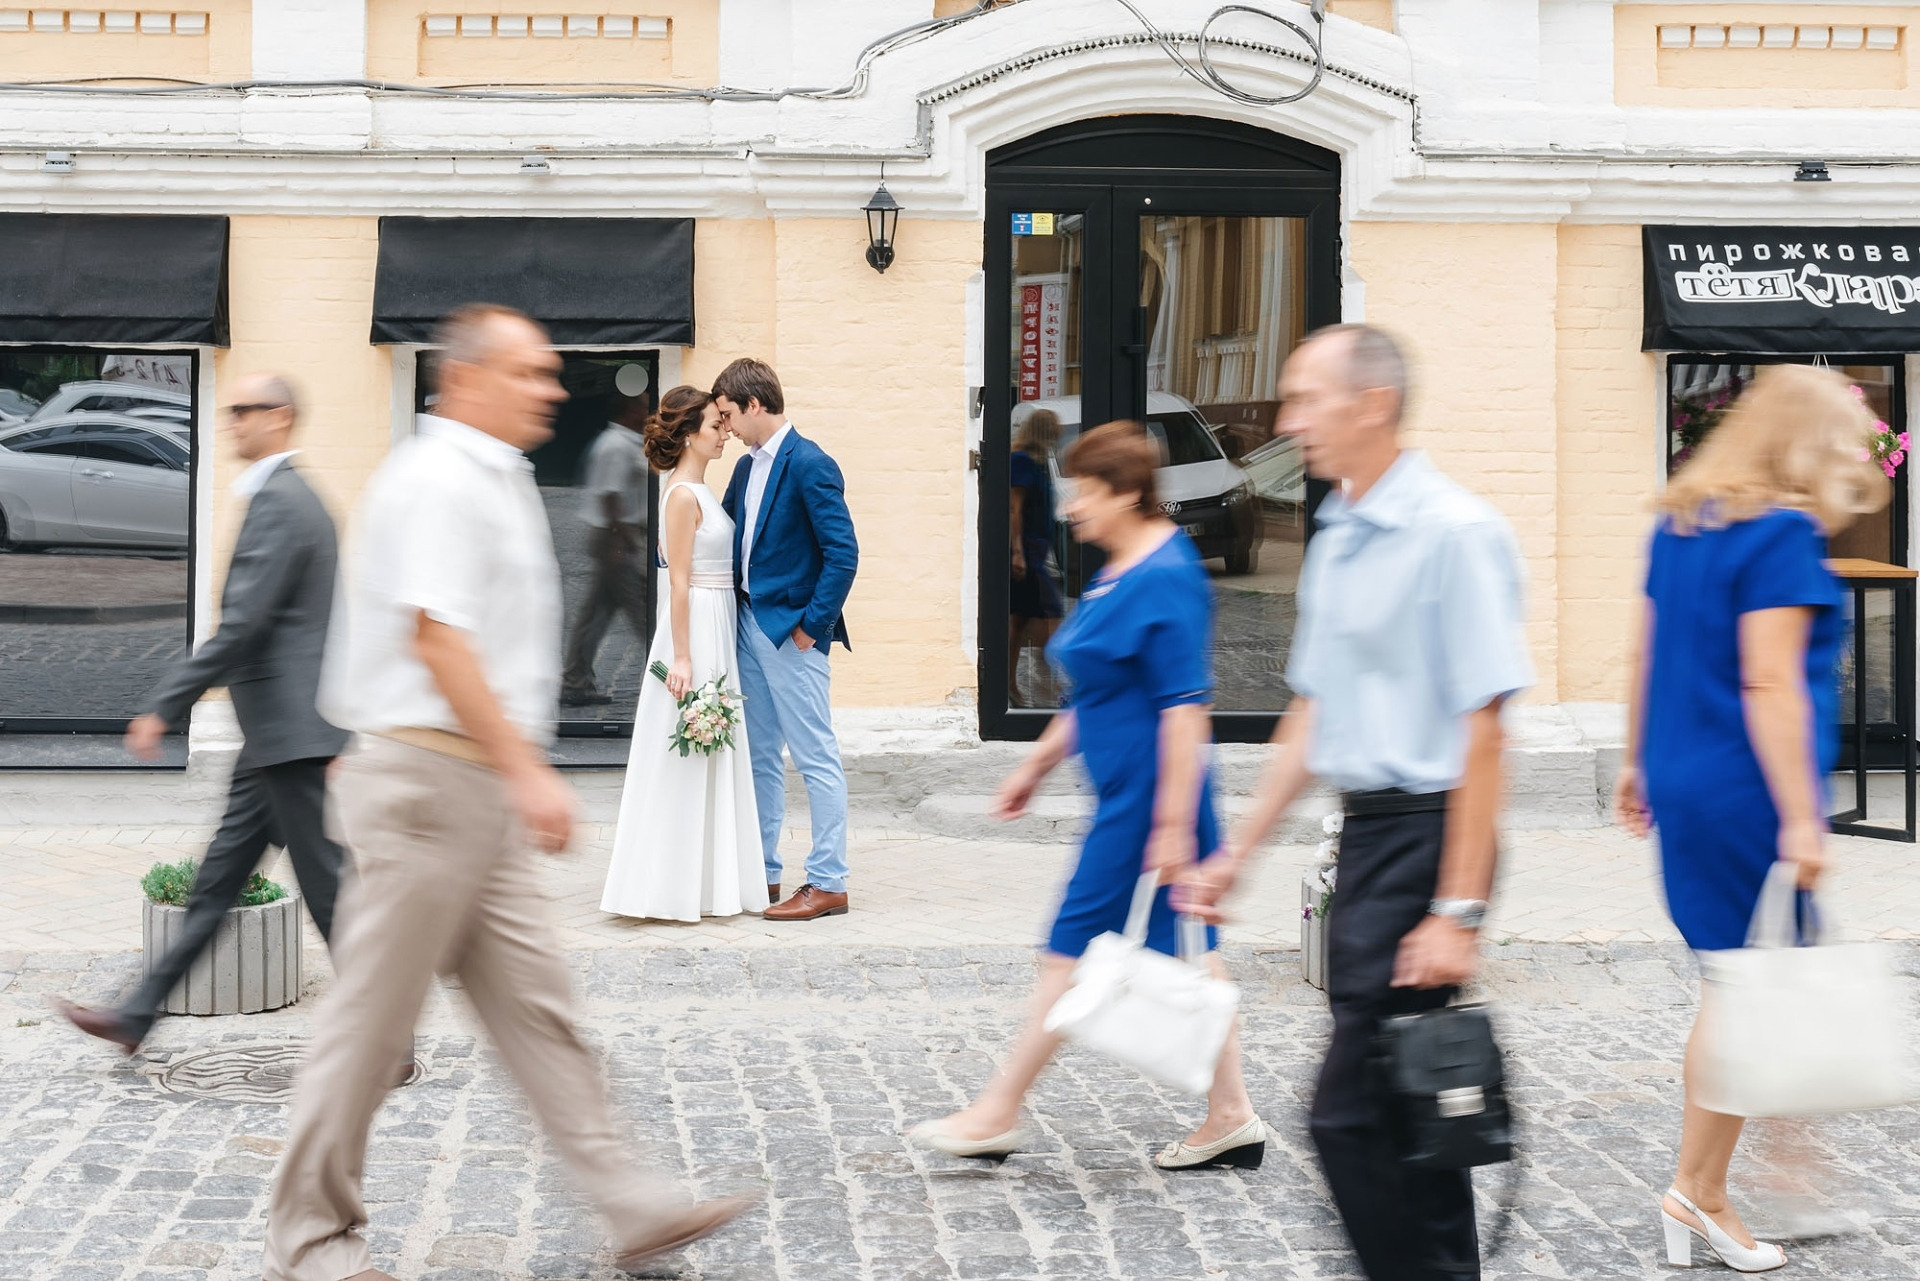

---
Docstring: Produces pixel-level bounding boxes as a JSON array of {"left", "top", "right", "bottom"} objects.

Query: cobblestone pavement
[{"left": 6, "top": 943, "right": 1920, "bottom": 1281}]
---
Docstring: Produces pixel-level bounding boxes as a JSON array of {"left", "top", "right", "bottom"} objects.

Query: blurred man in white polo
[{"left": 262, "top": 304, "right": 751, "bottom": 1281}]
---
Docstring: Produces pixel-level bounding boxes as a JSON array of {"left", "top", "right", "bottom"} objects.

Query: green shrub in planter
[{"left": 140, "top": 857, "right": 287, "bottom": 908}]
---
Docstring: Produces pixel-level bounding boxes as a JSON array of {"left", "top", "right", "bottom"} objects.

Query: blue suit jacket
[{"left": 723, "top": 428, "right": 858, "bottom": 650}]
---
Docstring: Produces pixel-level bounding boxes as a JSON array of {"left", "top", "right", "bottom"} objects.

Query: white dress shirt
[
  {"left": 1287, "top": 450, "right": 1533, "bottom": 793},
  {"left": 232, "top": 450, "right": 296, "bottom": 499},
  {"left": 737, "top": 421, "right": 792, "bottom": 593},
  {"left": 319, "top": 415, "right": 562, "bottom": 744}
]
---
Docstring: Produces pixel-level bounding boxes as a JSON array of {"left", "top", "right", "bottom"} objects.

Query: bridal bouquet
[{"left": 648, "top": 662, "right": 744, "bottom": 757}]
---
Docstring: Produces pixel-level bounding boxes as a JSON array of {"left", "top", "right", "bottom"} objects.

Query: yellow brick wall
[
  {"left": 1328, "top": 0, "right": 1394, "bottom": 33},
  {"left": 1616, "top": 4, "right": 1917, "bottom": 107},
  {"left": 758, "top": 218, "right": 978, "bottom": 707},
  {"left": 212, "top": 218, "right": 391, "bottom": 589},
  {"left": 1348, "top": 222, "right": 1563, "bottom": 701},
  {"left": 1555, "top": 225, "right": 1659, "bottom": 702},
  {"left": 0, "top": 2, "right": 250, "bottom": 81},
  {"left": 366, "top": 1, "right": 720, "bottom": 84}
]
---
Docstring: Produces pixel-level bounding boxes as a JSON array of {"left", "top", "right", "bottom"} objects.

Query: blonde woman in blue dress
[{"left": 601, "top": 387, "right": 770, "bottom": 921}]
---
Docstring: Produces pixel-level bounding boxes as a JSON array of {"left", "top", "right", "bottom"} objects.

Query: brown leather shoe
[
  {"left": 51, "top": 998, "right": 140, "bottom": 1055},
  {"left": 763, "top": 884, "right": 849, "bottom": 921},
  {"left": 614, "top": 1194, "right": 758, "bottom": 1269},
  {"left": 766, "top": 882, "right": 781, "bottom": 905}
]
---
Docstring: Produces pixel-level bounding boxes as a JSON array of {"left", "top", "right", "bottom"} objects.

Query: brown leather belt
[{"left": 376, "top": 726, "right": 492, "bottom": 769}]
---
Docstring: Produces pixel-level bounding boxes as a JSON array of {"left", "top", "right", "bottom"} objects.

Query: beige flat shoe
[
  {"left": 1153, "top": 1116, "right": 1267, "bottom": 1170},
  {"left": 907, "top": 1117, "right": 1031, "bottom": 1162}
]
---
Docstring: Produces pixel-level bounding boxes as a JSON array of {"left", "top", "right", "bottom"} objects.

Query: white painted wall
[
  {"left": 4, "top": 0, "right": 1920, "bottom": 222},
  {"left": 250, "top": 0, "right": 366, "bottom": 82}
]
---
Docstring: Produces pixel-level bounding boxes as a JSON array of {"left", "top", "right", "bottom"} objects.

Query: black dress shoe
[{"left": 51, "top": 998, "right": 141, "bottom": 1055}]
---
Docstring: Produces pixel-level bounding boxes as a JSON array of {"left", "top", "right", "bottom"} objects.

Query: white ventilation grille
[
  {"left": 423, "top": 13, "right": 669, "bottom": 39},
  {"left": 1661, "top": 23, "right": 1901, "bottom": 52},
  {"left": 0, "top": 8, "right": 208, "bottom": 31}
]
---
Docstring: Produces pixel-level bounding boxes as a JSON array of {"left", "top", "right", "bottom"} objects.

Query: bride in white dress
[{"left": 601, "top": 387, "right": 769, "bottom": 921}]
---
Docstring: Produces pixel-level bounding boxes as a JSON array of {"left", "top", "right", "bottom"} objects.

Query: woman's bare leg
[
  {"left": 1182, "top": 953, "right": 1257, "bottom": 1146},
  {"left": 1667, "top": 1004, "right": 1764, "bottom": 1249},
  {"left": 930, "top": 955, "right": 1075, "bottom": 1140}
]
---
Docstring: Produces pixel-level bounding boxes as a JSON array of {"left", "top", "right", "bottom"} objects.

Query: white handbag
[
  {"left": 1043, "top": 872, "right": 1241, "bottom": 1096},
  {"left": 1695, "top": 861, "right": 1918, "bottom": 1118}
]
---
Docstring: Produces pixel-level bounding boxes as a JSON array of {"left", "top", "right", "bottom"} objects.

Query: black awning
[
  {"left": 0, "top": 214, "right": 229, "bottom": 346},
  {"left": 371, "top": 217, "right": 695, "bottom": 346},
  {"left": 1645, "top": 225, "right": 1920, "bottom": 354}
]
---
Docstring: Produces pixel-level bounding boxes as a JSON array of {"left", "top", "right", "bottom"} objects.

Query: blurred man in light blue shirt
[{"left": 1179, "top": 323, "right": 1531, "bottom": 1281}]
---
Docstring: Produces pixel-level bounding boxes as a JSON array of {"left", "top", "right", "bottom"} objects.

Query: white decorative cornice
[{"left": 2, "top": 0, "right": 1920, "bottom": 224}]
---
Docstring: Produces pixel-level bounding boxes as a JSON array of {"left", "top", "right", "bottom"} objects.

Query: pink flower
[
  {"left": 1860, "top": 447, "right": 1875, "bottom": 462},
  {"left": 1891, "top": 449, "right": 1907, "bottom": 468},
  {"left": 1851, "top": 385, "right": 1869, "bottom": 403}
]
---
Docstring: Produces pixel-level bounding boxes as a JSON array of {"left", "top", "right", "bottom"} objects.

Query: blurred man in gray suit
[{"left": 57, "top": 372, "right": 350, "bottom": 1053}]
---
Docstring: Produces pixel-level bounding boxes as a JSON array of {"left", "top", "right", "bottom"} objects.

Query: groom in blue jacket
[{"left": 713, "top": 358, "right": 860, "bottom": 920}]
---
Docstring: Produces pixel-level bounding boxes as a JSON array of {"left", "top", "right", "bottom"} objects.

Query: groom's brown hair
[{"left": 711, "top": 357, "right": 785, "bottom": 416}]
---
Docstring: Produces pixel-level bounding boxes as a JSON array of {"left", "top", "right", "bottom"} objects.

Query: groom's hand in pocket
[{"left": 790, "top": 626, "right": 816, "bottom": 652}]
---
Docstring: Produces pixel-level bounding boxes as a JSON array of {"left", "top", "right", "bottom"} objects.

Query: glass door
[
  {"left": 981, "top": 116, "right": 1340, "bottom": 742},
  {"left": 1122, "top": 203, "right": 1317, "bottom": 714}
]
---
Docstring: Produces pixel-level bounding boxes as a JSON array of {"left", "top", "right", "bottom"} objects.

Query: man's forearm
[
  {"left": 1436, "top": 703, "right": 1504, "bottom": 901},
  {"left": 414, "top": 613, "right": 543, "bottom": 778},
  {"left": 1226, "top": 698, "right": 1317, "bottom": 859}
]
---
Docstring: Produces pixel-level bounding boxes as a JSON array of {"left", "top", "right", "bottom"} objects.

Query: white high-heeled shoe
[{"left": 1661, "top": 1187, "right": 1787, "bottom": 1272}]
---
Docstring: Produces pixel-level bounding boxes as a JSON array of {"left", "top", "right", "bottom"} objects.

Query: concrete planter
[
  {"left": 142, "top": 893, "right": 303, "bottom": 1015},
  {"left": 1300, "top": 871, "right": 1331, "bottom": 991}
]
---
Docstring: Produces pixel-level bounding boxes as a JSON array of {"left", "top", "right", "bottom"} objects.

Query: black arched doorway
[{"left": 981, "top": 114, "right": 1341, "bottom": 741}]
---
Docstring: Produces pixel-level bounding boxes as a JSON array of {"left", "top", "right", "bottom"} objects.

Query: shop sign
[
  {"left": 1016, "top": 274, "right": 1067, "bottom": 401},
  {"left": 1645, "top": 225, "right": 1920, "bottom": 353}
]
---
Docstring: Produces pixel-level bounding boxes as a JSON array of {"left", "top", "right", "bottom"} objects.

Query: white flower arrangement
[{"left": 647, "top": 662, "right": 745, "bottom": 757}]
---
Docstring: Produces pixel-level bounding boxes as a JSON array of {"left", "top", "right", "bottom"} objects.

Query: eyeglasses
[{"left": 222, "top": 402, "right": 288, "bottom": 416}]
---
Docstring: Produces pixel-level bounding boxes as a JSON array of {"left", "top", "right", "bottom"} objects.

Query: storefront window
[
  {"left": 1666, "top": 357, "right": 1908, "bottom": 753},
  {"left": 0, "top": 349, "right": 196, "bottom": 729},
  {"left": 416, "top": 351, "right": 659, "bottom": 735}
]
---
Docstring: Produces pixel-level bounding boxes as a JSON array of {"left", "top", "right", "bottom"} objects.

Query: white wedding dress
[{"left": 601, "top": 481, "right": 768, "bottom": 921}]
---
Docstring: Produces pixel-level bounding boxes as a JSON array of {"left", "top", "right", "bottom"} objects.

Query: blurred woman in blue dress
[
  {"left": 1614, "top": 364, "right": 1888, "bottom": 1272},
  {"left": 911, "top": 421, "right": 1265, "bottom": 1169}
]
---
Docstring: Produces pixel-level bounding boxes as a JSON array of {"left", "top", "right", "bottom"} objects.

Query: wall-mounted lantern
[{"left": 863, "top": 181, "right": 902, "bottom": 273}]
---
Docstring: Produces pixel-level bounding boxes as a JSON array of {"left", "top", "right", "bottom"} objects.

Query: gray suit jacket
[{"left": 145, "top": 460, "right": 350, "bottom": 769}]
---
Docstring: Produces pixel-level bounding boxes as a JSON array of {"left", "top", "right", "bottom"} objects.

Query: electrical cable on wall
[
  {"left": 1109, "top": 1, "right": 1328, "bottom": 107},
  {"left": 0, "top": 0, "right": 1330, "bottom": 108}
]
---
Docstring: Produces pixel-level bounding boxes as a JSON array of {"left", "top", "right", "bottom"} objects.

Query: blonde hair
[{"left": 1660, "top": 363, "right": 1890, "bottom": 536}]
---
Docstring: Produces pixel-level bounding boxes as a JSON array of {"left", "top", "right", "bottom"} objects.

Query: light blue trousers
[{"left": 736, "top": 619, "right": 850, "bottom": 893}]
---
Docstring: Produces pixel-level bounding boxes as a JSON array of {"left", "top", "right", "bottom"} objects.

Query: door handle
[{"left": 80, "top": 468, "right": 116, "bottom": 480}]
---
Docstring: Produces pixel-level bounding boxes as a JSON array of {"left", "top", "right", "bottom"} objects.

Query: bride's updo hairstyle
[{"left": 642, "top": 385, "right": 715, "bottom": 471}]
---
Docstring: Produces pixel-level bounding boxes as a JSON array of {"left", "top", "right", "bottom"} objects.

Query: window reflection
[
  {"left": 1667, "top": 358, "right": 1907, "bottom": 741},
  {"left": 0, "top": 349, "right": 194, "bottom": 725},
  {"left": 415, "top": 350, "right": 659, "bottom": 732}
]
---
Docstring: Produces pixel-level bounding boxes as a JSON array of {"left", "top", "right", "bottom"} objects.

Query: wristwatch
[{"left": 1428, "top": 898, "right": 1488, "bottom": 931}]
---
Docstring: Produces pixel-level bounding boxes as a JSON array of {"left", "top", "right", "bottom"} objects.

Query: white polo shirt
[{"left": 320, "top": 415, "right": 562, "bottom": 744}]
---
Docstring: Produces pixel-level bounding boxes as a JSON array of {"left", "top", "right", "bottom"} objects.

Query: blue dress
[
  {"left": 1641, "top": 508, "right": 1844, "bottom": 951},
  {"left": 1044, "top": 532, "right": 1221, "bottom": 958}
]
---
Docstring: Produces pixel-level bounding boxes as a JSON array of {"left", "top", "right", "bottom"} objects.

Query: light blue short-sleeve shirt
[{"left": 1288, "top": 450, "right": 1534, "bottom": 793}]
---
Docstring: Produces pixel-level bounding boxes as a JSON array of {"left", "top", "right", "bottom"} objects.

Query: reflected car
[
  {"left": 28, "top": 380, "right": 192, "bottom": 423},
  {"left": 0, "top": 415, "right": 190, "bottom": 550},
  {"left": 0, "top": 388, "right": 40, "bottom": 426},
  {"left": 1013, "top": 391, "right": 1263, "bottom": 574}
]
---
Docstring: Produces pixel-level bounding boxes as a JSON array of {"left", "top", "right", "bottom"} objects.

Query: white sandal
[{"left": 1661, "top": 1187, "right": 1786, "bottom": 1272}]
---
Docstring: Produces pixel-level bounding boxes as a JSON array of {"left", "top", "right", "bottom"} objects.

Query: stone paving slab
[
  {"left": 6, "top": 944, "right": 1920, "bottom": 1281},
  {"left": 11, "top": 818, "right": 1920, "bottom": 962}
]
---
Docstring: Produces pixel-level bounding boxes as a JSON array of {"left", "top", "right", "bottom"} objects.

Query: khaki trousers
[{"left": 262, "top": 737, "right": 688, "bottom": 1281}]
